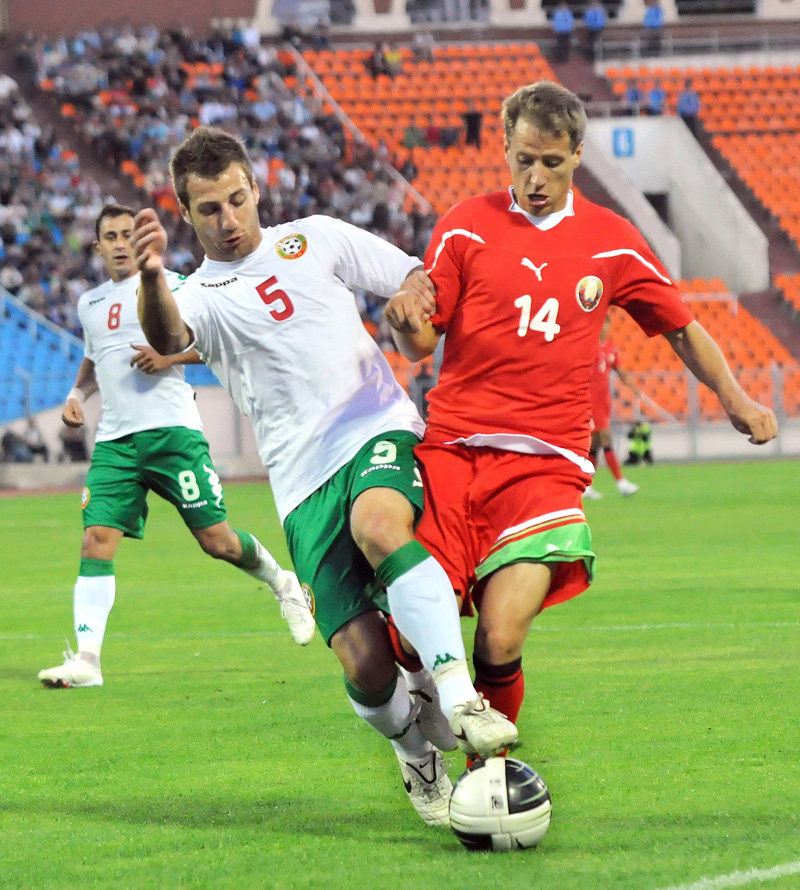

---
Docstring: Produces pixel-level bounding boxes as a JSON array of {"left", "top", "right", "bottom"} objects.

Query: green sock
[{"left": 233, "top": 530, "right": 258, "bottom": 569}]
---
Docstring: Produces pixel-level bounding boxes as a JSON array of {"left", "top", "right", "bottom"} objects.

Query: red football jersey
[
  {"left": 423, "top": 190, "right": 694, "bottom": 458},
  {"left": 589, "top": 338, "right": 620, "bottom": 428}
]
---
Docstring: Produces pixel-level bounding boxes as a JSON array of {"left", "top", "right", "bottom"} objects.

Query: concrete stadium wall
[
  {"left": 5, "top": 0, "right": 257, "bottom": 36},
  {"left": 588, "top": 116, "right": 770, "bottom": 294},
  {"left": 1, "top": 386, "right": 796, "bottom": 492}
]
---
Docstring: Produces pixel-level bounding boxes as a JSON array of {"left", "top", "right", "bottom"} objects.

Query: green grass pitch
[{"left": 1, "top": 460, "right": 797, "bottom": 890}]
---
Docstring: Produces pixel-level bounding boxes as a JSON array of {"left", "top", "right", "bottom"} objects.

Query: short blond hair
[{"left": 501, "top": 81, "right": 587, "bottom": 151}]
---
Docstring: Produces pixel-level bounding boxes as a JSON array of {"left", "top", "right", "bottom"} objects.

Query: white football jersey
[
  {"left": 79, "top": 270, "right": 204, "bottom": 442},
  {"left": 173, "top": 215, "right": 425, "bottom": 523}
]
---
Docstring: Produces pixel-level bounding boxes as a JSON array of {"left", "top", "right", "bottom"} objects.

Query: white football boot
[
  {"left": 273, "top": 571, "right": 316, "bottom": 646},
  {"left": 616, "top": 478, "right": 639, "bottom": 497},
  {"left": 38, "top": 646, "right": 103, "bottom": 688},
  {"left": 449, "top": 695, "right": 518, "bottom": 759},
  {"left": 396, "top": 749, "right": 453, "bottom": 827},
  {"left": 583, "top": 485, "right": 603, "bottom": 500},
  {"left": 402, "top": 667, "right": 459, "bottom": 752}
]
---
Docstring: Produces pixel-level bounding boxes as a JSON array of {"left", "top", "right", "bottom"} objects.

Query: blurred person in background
[{"left": 584, "top": 314, "right": 642, "bottom": 499}]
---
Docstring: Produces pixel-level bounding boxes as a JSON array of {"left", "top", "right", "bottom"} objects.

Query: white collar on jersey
[{"left": 508, "top": 187, "right": 575, "bottom": 231}]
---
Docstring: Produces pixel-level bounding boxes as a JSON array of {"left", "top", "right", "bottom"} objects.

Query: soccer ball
[{"left": 449, "top": 757, "right": 552, "bottom": 852}]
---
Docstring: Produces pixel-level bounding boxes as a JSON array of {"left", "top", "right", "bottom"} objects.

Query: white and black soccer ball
[{"left": 449, "top": 757, "right": 552, "bottom": 852}]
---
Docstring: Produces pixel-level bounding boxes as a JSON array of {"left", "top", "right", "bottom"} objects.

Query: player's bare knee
[
  {"left": 474, "top": 624, "right": 525, "bottom": 665},
  {"left": 351, "top": 490, "right": 415, "bottom": 568},
  {"left": 352, "top": 512, "right": 414, "bottom": 568},
  {"left": 332, "top": 614, "right": 396, "bottom": 692},
  {"left": 81, "top": 526, "right": 119, "bottom": 560},
  {"left": 194, "top": 527, "right": 237, "bottom": 561}
]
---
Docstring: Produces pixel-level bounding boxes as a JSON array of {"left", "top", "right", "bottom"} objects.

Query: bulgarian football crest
[
  {"left": 276, "top": 234, "right": 307, "bottom": 260},
  {"left": 301, "top": 582, "right": 316, "bottom": 616},
  {"left": 576, "top": 275, "right": 604, "bottom": 312}
]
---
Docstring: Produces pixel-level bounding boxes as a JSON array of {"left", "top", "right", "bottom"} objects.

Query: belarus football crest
[
  {"left": 276, "top": 234, "right": 307, "bottom": 260},
  {"left": 575, "top": 275, "right": 604, "bottom": 312}
]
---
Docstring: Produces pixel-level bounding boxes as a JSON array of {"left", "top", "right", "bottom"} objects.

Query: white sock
[
  {"left": 74, "top": 574, "right": 115, "bottom": 660},
  {"left": 347, "top": 671, "right": 431, "bottom": 759},
  {"left": 385, "top": 557, "right": 477, "bottom": 717},
  {"left": 242, "top": 539, "right": 283, "bottom": 594}
]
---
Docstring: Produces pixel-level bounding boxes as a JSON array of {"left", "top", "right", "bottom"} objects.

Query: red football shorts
[{"left": 414, "top": 442, "right": 594, "bottom": 613}]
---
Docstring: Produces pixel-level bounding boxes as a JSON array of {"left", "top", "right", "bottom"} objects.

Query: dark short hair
[
  {"left": 170, "top": 126, "right": 255, "bottom": 210},
  {"left": 95, "top": 203, "right": 136, "bottom": 240},
  {"left": 501, "top": 81, "right": 587, "bottom": 151}
]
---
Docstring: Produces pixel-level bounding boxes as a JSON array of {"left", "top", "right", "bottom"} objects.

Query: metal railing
[{"left": 596, "top": 29, "right": 800, "bottom": 61}]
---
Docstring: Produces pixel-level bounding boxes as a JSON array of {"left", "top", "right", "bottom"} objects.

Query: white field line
[
  {"left": 0, "top": 631, "right": 287, "bottom": 641},
  {"left": 530, "top": 621, "right": 800, "bottom": 633},
  {"left": 2, "top": 622, "right": 799, "bottom": 643},
  {"left": 654, "top": 860, "right": 800, "bottom": 890}
]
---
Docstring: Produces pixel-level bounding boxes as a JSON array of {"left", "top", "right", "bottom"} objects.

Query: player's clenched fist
[
  {"left": 385, "top": 269, "right": 437, "bottom": 335},
  {"left": 131, "top": 209, "right": 168, "bottom": 278}
]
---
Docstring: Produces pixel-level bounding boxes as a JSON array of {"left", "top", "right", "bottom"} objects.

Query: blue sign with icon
[{"left": 612, "top": 128, "right": 635, "bottom": 158}]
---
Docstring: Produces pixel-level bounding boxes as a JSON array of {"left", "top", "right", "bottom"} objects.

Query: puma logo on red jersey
[{"left": 520, "top": 257, "right": 548, "bottom": 281}]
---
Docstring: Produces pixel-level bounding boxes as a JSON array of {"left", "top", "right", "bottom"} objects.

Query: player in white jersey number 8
[{"left": 38, "top": 204, "right": 315, "bottom": 692}]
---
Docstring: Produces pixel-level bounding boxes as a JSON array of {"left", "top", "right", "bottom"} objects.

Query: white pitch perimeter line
[
  {"left": 2, "top": 622, "right": 798, "bottom": 642},
  {"left": 654, "top": 860, "right": 800, "bottom": 890},
  {"left": 530, "top": 621, "right": 800, "bottom": 633},
  {"left": 0, "top": 631, "right": 289, "bottom": 642}
]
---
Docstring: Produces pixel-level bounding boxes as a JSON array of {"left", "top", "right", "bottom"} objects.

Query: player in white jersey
[
  {"left": 38, "top": 204, "right": 315, "bottom": 691},
  {"left": 132, "top": 126, "right": 518, "bottom": 828}
]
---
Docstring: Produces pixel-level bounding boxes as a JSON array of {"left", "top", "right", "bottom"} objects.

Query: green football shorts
[
  {"left": 81, "top": 427, "right": 227, "bottom": 538},
  {"left": 283, "top": 430, "right": 425, "bottom": 646}
]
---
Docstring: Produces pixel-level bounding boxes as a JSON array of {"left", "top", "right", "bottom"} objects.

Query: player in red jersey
[
  {"left": 384, "top": 81, "right": 778, "bottom": 743},
  {"left": 584, "top": 313, "right": 642, "bottom": 499}
]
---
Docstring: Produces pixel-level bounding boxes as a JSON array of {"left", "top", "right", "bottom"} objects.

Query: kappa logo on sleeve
[
  {"left": 575, "top": 275, "right": 604, "bottom": 312},
  {"left": 276, "top": 234, "right": 307, "bottom": 260}
]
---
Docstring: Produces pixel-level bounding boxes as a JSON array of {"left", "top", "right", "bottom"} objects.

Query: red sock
[
  {"left": 604, "top": 446, "right": 623, "bottom": 481},
  {"left": 473, "top": 654, "right": 524, "bottom": 725},
  {"left": 386, "top": 615, "right": 423, "bottom": 672}
]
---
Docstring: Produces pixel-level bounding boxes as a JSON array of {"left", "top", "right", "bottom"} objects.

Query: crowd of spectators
[
  {"left": 0, "top": 79, "right": 106, "bottom": 337},
  {"left": 0, "top": 22, "right": 440, "bottom": 351}
]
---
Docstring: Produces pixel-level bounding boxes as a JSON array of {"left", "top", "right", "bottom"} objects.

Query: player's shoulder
[
  {"left": 439, "top": 191, "right": 508, "bottom": 227},
  {"left": 573, "top": 193, "right": 641, "bottom": 241},
  {"left": 77, "top": 279, "right": 109, "bottom": 308},
  {"left": 280, "top": 214, "right": 349, "bottom": 238},
  {"left": 265, "top": 215, "right": 353, "bottom": 254},
  {"left": 78, "top": 274, "right": 134, "bottom": 309}
]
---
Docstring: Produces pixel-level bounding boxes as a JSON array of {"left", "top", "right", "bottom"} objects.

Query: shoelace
[
  {"left": 62, "top": 641, "right": 79, "bottom": 664},
  {"left": 457, "top": 695, "right": 488, "bottom": 718}
]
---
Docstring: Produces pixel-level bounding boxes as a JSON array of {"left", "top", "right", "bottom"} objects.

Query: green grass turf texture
[{"left": 1, "top": 460, "right": 797, "bottom": 890}]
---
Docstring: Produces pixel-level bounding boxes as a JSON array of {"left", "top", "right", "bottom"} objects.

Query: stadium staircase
[
  {"left": 0, "top": 290, "right": 217, "bottom": 424},
  {"left": 601, "top": 60, "right": 800, "bottom": 363},
  {"left": 0, "top": 44, "right": 142, "bottom": 211},
  {"left": 300, "top": 43, "right": 800, "bottom": 420}
]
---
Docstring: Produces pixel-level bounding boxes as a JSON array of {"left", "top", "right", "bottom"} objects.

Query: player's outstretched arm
[
  {"left": 62, "top": 358, "right": 98, "bottom": 427},
  {"left": 384, "top": 269, "right": 441, "bottom": 362},
  {"left": 665, "top": 321, "right": 778, "bottom": 444},
  {"left": 132, "top": 209, "right": 192, "bottom": 355},
  {"left": 129, "top": 344, "right": 204, "bottom": 372}
]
